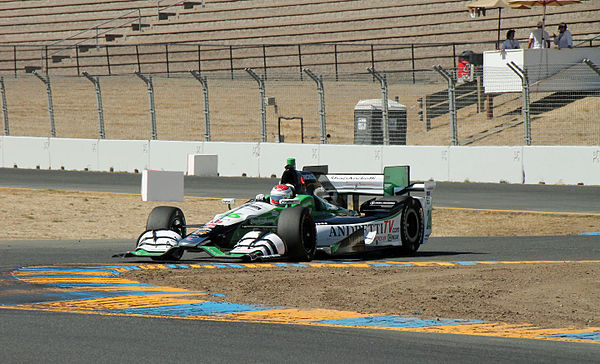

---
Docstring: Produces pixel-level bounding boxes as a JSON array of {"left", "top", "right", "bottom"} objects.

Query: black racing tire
[
  {"left": 277, "top": 206, "right": 317, "bottom": 262},
  {"left": 146, "top": 206, "right": 186, "bottom": 261},
  {"left": 398, "top": 197, "right": 424, "bottom": 256}
]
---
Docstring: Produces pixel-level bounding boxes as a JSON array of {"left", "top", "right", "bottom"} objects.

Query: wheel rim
[
  {"left": 406, "top": 209, "right": 419, "bottom": 241},
  {"left": 301, "top": 214, "right": 316, "bottom": 254}
]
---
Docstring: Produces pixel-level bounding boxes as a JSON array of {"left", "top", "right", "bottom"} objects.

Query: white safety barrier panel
[
  {"left": 186, "top": 154, "right": 218, "bottom": 176},
  {"left": 141, "top": 169, "right": 184, "bottom": 202},
  {"left": 522, "top": 146, "right": 600, "bottom": 185},
  {"left": 1, "top": 136, "right": 599, "bottom": 185}
]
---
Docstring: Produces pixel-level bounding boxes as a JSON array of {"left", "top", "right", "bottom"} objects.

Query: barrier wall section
[{"left": 0, "top": 137, "right": 598, "bottom": 185}]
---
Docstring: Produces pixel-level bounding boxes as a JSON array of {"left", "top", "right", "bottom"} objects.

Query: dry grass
[{"left": 1, "top": 187, "right": 598, "bottom": 240}]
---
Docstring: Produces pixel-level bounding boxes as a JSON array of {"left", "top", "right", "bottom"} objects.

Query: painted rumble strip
[{"left": 3, "top": 262, "right": 600, "bottom": 344}]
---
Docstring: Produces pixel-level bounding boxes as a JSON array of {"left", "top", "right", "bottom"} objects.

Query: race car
[{"left": 119, "top": 158, "right": 435, "bottom": 262}]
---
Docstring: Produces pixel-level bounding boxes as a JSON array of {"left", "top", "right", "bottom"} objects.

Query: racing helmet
[{"left": 269, "top": 184, "right": 294, "bottom": 205}]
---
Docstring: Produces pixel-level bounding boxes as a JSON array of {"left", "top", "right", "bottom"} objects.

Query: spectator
[
  {"left": 553, "top": 22, "right": 573, "bottom": 49},
  {"left": 500, "top": 29, "right": 520, "bottom": 50},
  {"left": 528, "top": 21, "right": 550, "bottom": 49}
]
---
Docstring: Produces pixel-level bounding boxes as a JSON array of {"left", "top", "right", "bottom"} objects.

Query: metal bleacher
[{"left": 0, "top": 0, "right": 599, "bottom": 77}]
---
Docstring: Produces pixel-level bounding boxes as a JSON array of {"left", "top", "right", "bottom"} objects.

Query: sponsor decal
[
  {"left": 249, "top": 217, "right": 275, "bottom": 225},
  {"left": 226, "top": 213, "right": 242, "bottom": 219},
  {"left": 387, "top": 234, "right": 399, "bottom": 242},
  {"left": 327, "top": 219, "right": 396, "bottom": 238}
]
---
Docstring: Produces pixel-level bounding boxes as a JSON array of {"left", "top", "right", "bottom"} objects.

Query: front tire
[
  {"left": 277, "top": 206, "right": 317, "bottom": 262},
  {"left": 399, "top": 198, "right": 423, "bottom": 256},
  {"left": 146, "top": 206, "right": 186, "bottom": 260}
]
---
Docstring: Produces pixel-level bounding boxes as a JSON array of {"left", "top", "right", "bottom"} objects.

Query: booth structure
[
  {"left": 483, "top": 48, "right": 600, "bottom": 93},
  {"left": 353, "top": 99, "right": 407, "bottom": 145}
]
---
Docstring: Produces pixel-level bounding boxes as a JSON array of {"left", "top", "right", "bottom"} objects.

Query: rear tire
[
  {"left": 277, "top": 206, "right": 317, "bottom": 262},
  {"left": 399, "top": 198, "right": 423, "bottom": 256},
  {"left": 146, "top": 206, "right": 186, "bottom": 261}
]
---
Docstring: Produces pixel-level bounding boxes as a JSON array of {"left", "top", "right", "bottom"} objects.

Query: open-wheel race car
[{"left": 119, "top": 158, "right": 435, "bottom": 262}]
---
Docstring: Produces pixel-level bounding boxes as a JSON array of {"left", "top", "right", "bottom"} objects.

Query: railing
[{"left": 44, "top": 8, "right": 146, "bottom": 70}]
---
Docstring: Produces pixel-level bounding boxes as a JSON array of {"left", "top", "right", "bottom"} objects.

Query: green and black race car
[{"left": 119, "top": 158, "right": 435, "bottom": 262}]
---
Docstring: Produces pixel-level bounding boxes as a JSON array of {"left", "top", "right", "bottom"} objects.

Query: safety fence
[
  {"left": 0, "top": 67, "right": 599, "bottom": 146},
  {"left": 0, "top": 42, "right": 498, "bottom": 78}
]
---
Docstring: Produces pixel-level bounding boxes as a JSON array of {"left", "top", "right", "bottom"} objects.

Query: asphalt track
[
  {"left": 1, "top": 168, "right": 600, "bottom": 362},
  {"left": 1, "top": 167, "right": 599, "bottom": 213}
]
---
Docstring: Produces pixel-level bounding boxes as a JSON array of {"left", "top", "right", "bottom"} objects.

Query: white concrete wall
[{"left": 0, "top": 136, "right": 598, "bottom": 185}]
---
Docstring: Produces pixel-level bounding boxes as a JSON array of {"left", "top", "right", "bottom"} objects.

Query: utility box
[{"left": 354, "top": 99, "right": 407, "bottom": 145}]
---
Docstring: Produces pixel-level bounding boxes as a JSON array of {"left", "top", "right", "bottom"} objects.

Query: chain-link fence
[{"left": 1, "top": 67, "right": 599, "bottom": 146}]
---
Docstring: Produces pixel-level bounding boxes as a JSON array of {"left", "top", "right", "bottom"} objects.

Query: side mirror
[{"left": 221, "top": 198, "right": 236, "bottom": 209}]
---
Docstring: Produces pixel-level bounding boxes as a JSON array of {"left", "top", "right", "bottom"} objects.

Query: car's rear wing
[
  {"left": 308, "top": 165, "right": 413, "bottom": 196},
  {"left": 303, "top": 165, "right": 434, "bottom": 210}
]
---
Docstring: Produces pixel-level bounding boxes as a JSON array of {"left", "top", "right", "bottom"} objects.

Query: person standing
[
  {"left": 553, "top": 22, "right": 573, "bottom": 49},
  {"left": 500, "top": 29, "right": 520, "bottom": 50},
  {"left": 528, "top": 21, "right": 550, "bottom": 49}
]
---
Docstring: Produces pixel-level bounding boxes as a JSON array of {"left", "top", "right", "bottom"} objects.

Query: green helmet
[{"left": 286, "top": 157, "right": 296, "bottom": 169}]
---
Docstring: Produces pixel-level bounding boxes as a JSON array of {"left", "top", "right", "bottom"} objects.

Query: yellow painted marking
[
  {"left": 335, "top": 263, "right": 372, "bottom": 268},
  {"left": 13, "top": 271, "right": 116, "bottom": 277},
  {"left": 62, "top": 286, "right": 193, "bottom": 292},
  {"left": 3, "top": 294, "right": 206, "bottom": 312},
  {"left": 17, "top": 278, "right": 139, "bottom": 284},
  {"left": 220, "top": 308, "right": 372, "bottom": 323}
]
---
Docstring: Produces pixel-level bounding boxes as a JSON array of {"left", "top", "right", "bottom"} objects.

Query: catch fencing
[{"left": 0, "top": 66, "right": 599, "bottom": 146}]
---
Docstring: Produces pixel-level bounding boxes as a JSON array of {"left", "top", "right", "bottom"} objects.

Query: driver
[{"left": 268, "top": 184, "right": 294, "bottom": 205}]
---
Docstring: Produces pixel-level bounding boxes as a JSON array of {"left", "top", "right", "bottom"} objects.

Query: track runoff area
[{"left": 5, "top": 260, "right": 600, "bottom": 344}]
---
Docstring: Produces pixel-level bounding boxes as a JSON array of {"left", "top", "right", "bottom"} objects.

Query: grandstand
[{"left": 0, "top": 0, "right": 598, "bottom": 76}]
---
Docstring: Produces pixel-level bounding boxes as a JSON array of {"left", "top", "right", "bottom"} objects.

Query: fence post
[
  {"left": 245, "top": 68, "right": 267, "bottom": 142},
  {"left": 136, "top": 45, "right": 141, "bottom": 73},
  {"left": 367, "top": 67, "right": 389, "bottom": 145},
  {"left": 165, "top": 43, "right": 170, "bottom": 76},
  {"left": 229, "top": 46, "right": 234, "bottom": 80},
  {"left": 197, "top": 45, "right": 202, "bottom": 74},
  {"left": 190, "top": 70, "right": 211, "bottom": 141},
  {"left": 135, "top": 72, "right": 158, "bottom": 140},
  {"left": 297, "top": 45, "right": 303, "bottom": 81},
  {"left": 105, "top": 46, "right": 111, "bottom": 75},
  {"left": 303, "top": 68, "right": 327, "bottom": 144},
  {"left": 0, "top": 76, "right": 9, "bottom": 135},
  {"left": 13, "top": 46, "right": 17, "bottom": 78},
  {"left": 262, "top": 45, "right": 268, "bottom": 81},
  {"left": 82, "top": 71, "right": 106, "bottom": 139},
  {"left": 411, "top": 44, "right": 416, "bottom": 84},
  {"left": 433, "top": 65, "right": 458, "bottom": 146},
  {"left": 32, "top": 70, "right": 56, "bottom": 137},
  {"left": 507, "top": 62, "right": 531, "bottom": 146},
  {"left": 75, "top": 46, "right": 80, "bottom": 76},
  {"left": 334, "top": 44, "right": 339, "bottom": 82}
]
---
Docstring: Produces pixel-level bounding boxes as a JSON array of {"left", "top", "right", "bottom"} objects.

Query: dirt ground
[{"left": 2, "top": 186, "right": 599, "bottom": 330}]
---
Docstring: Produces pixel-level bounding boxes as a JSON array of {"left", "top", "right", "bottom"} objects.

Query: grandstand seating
[{"left": 0, "top": 0, "right": 599, "bottom": 76}]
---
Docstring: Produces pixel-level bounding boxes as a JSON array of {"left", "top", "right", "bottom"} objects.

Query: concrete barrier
[
  {"left": 141, "top": 169, "right": 184, "bottom": 201},
  {"left": 149, "top": 140, "right": 204, "bottom": 172},
  {"left": 2, "top": 136, "right": 50, "bottom": 169},
  {"left": 49, "top": 138, "right": 99, "bottom": 171},
  {"left": 186, "top": 154, "right": 218, "bottom": 176},
  {"left": 522, "top": 146, "right": 600, "bottom": 185},
  {"left": 1, "top": 136, "right": 597, "bottom": 185},
  {"left": 449, "top": 146, "right": 524, "bottom": 184}
]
